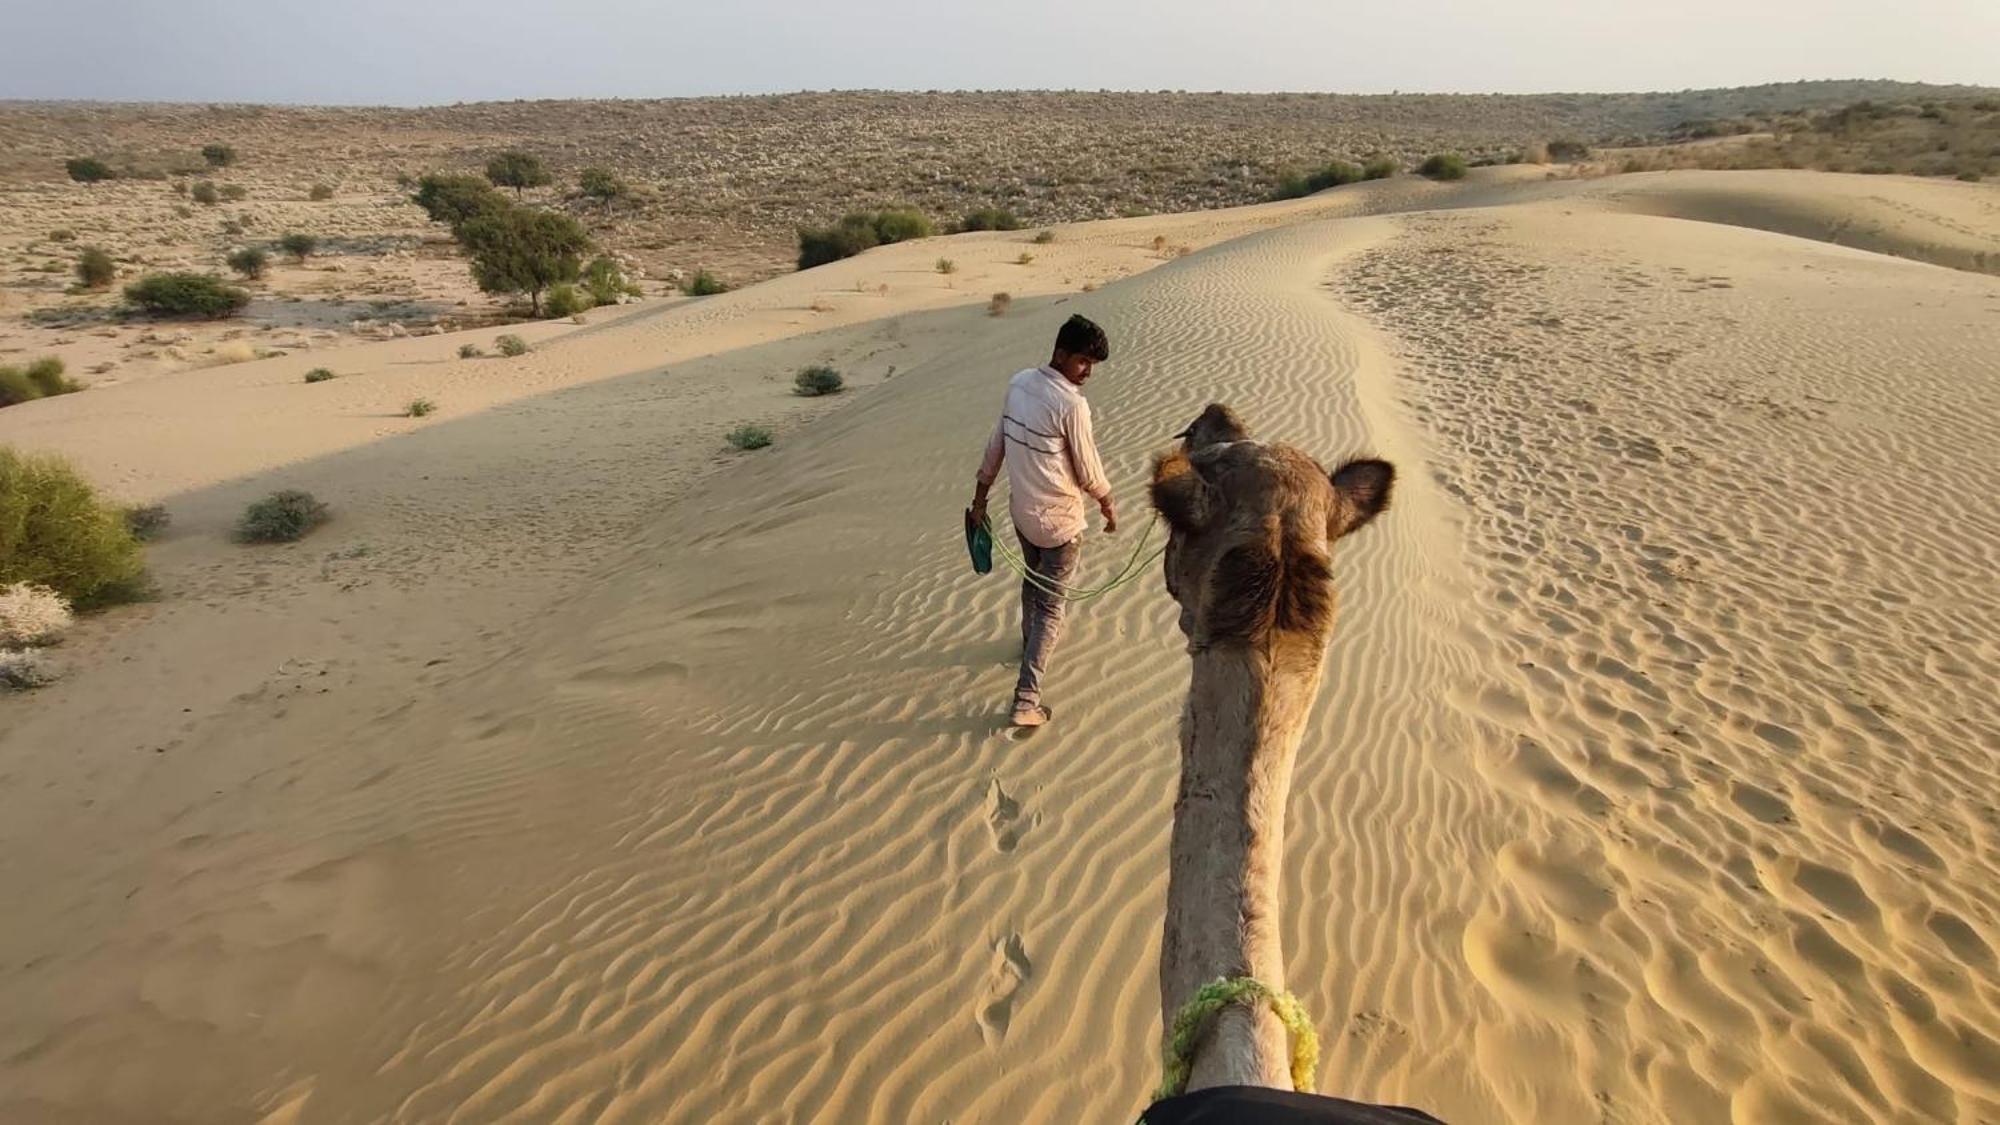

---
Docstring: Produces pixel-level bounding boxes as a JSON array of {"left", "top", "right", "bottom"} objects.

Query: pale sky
[{"left": 3, "top": 0, "right": 1996, "bottom": 105}]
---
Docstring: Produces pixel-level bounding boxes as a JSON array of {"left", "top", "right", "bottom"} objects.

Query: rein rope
[
  {"left": 1155, "top": 975, "right": 1320, "bottom": 1101},
  {"left": 980, "top": 510, "right": 1168, "bottom": 602}
]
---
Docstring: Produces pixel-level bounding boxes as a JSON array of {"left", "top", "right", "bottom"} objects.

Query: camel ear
[
  {"left": 1150, "top": 450, "right": 1213, "bottom": 533},
  {"left": 1329, "top": 458, "right": 1394, "bottom": 539}
]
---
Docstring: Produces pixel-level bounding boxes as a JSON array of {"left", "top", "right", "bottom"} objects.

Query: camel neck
[{"left": 1160, "top": 641, "right": 1327, "bottom": 1091}]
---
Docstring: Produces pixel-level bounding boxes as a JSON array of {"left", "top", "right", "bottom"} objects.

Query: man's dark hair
[{"left": 1054, "top": 314, "right": 1110, "bottom": 362}]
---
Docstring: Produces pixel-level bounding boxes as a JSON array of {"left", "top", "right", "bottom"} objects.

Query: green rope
[
  {"left": 981, "top": 511, "right": 1167, "bottom": 602},
  {"left": 1155, "top": 975, "right": 1320, "bottom": 1101}
]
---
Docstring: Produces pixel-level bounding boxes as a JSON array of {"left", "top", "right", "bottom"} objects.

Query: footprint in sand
[
  {"left": 984, "top": 779, "right": 1031, "bottom": 853},
  {"left": 975, "top": 932, "right": 1033, "bottom": 1046}
]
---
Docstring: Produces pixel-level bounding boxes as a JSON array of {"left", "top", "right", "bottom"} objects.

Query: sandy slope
[{"left": 1, "top": 170, "right": 1997, "bottom": 1124}]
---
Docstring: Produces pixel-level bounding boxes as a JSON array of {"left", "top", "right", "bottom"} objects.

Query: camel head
[{"left": 1149, "top": 403, "right": 1394, "bottom": 650}]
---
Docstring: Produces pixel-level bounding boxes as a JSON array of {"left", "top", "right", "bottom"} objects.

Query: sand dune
[{"left": 2, "top": 170, "right": 1997, "bottom": 1123}]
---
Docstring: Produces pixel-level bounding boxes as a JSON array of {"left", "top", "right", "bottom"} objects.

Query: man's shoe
[{"left": 1009, "top": 702, "right": 1050, "bottom": 728}]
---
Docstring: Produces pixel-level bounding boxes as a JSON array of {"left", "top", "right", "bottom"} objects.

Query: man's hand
[
  {"left": 1099, "top": 495, "right": 1118, "bottom": 534},
  {"left": 970, "top": 484, "right": 990, "bottom": 526}
]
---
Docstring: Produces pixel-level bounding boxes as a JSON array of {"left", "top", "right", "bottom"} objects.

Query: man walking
[{"left": 971, "top": 314, "right": 1117, "bottom": 728}]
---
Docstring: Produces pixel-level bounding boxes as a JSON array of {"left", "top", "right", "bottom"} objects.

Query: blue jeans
[{"left": 1015, "top": 534, "right": 1081, "bottom": 707}]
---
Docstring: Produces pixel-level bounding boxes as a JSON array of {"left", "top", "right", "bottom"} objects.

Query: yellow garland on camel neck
[{"left": 1155, "top": 975, "right": 1320, "bottom": 1101}]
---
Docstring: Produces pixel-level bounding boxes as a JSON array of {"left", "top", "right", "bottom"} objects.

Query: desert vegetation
[
  {"left": 726, "top": 424, "right": 773, "bottom": 451},
  {"left": 793, "top": 365, "right": 843, "bottom": 396},
  {"left": 0, "top": 357, "right": 81, "bottom": 408},
  {"left": 486, "top": 150, "right": 551, "bottom": 196},
  {"left": 74, "top": 246, "right": 115, "bottom": 289},
  {"left": 124, "top": 273, "right": 251, "bottom": 317},
  {"left": 235, "top": 489, "right": 329, "bottom": 543},
  {"left": 0, "top": 448, "right": 147, "bottom": 606},
  {"left": 495, "top": 333, "right": 529, "bottom": 357}
]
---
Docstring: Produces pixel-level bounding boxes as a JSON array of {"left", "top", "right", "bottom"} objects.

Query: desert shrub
[
  {"left": 583, "top": 256, "right": 631, "bottom": 303},
  {"left": 125, "top": 273, "right": 250, "bottom": 317},
  {"left": 1418, "top": 153, "right": 1468, "bottom": 180},
  {"left": 544, "top": 282, "right": 592, "bottom": 318},
  {"left": 0, "top": 448, "right": 147, "bottom": 605},
  {"left": 1362, "top": 156, "right": 1399, "bottom": 180},
  {"left": 201, "top": 143, "right": 237, "bottom": 168},
  {"left": 219, "top": 184, "right": 248, "bottom": 202},
  {"left": 960, "top": 207, "right": 1022, "bottom": 231},
  {"left": 309, "top": 182, "right": 334, "bottom": 201},
  {"left": 727, "top": 424, "right": 772, "bottom": 450},
  {"left": 988, "top": 292, "right": 1012, "bottom": 316},
  {"left": 495, "top": 334, "right": 529, "bottom": 357},
  {"left": 412, "top": 173, "right": 509, "bottom": 230},
  {"left": 794, "top": 365, "right": 844, "bottom": 396},
  {"left": 404, "top": 398, "right": 436, "bottom": 417},
  {"left": 1957, "top": 170, "right": 1984, "bottom": 182},
  {"left": 797, "top": 217, "right": 880, "bottom": 269},
  {"left": 1547, "top": 138, "right": 1592, "bottom": 162},
  {"left": 0, "top": 370, "right": 36, "bottom": 408},
  {"left": 1032, "top": 229, "right": 1056, "bottom": 244},
  {"left": 278, "top": 232, "right": 318, "bottom": 260},
  {"left": 578, "top": 166, "right": 626, "bottom": 203},
  {"left": 681, "top": 268, "right": 728, "bottom": 296},
  {"left": 0, "top": 582, "right": 73, "bottom": 647},
  {"left": 235, "top": 489, "right": 329, "bottom": 543},
  {"left": 936, "top": 257, "right": 956, "bottom": 274},
  {"left": 47, "top": 229, "right": 77, "bottom": 242},
  {"left": 458, "top": 342, "right": 483, "bottom": 358},
  {"left": 458, "top": 207, "right": 591, "bottom": 315},
  {"left": 0, "top": 648, "right": 59, "bottom": 690},
  {"left": 1, "top": 359, "right": 80, "bottom": 408},
  {"left": 191, "top": 180, "right": 220, "bottom": 205},
  {"left": 872, "top": 208, "right": 934, "bottom": 242},
  {"left": 76, "top": 246, "right": 116, "bottom": 289},
  {"left": 66, "top": 157, "right": 115, "bottom": 183},
  {"left": 486, "top": 150, "right": 551, "bottom": 196},
  {"left": 226, "top": 245, "right": 270, "bottom": 279},
  {"left": 1274, "top": 160, "right": 1366, "bottom": 199},
  {"left": 303, "top": 367, "right": 336, "bottom": 383},
  {"left": 124, "top": 504, "right": 170, "bottom": 540},
  {"left": 1016, "top": 252, "right": 1035, "bottom": 265}
]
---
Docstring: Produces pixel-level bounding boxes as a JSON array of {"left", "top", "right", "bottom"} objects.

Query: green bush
[
  {"left": 458, "top": 207, "right": 591, "bottom": 315},
  {"left": 124, "top": 504, "right": 170, "bottom": 541},
  {"left": 936, "top": 257, "right": 956, "bottom": 274},
  {"left": 578, "top": 166, "right": 626, "bottom": 203},
  {"left": 1418, "top": 153, "right": 1468, "bottom": 181},
  {"left": 544, "top": 282, "right": 592, "bottom": 318},
  {"left": 584, "top": 256, "right": 632, "bottom": 303},
  {"left": 201, "top": 143, "right": 237, "bottom": 168},
  {"left": 303, "top": 367, "right": 336, "bottom": 383},
  {"left": 404, "top": 398, "right": 436, "bottom": 418},
  {"left": 309, "top": 183, "right": 334, "bottom": 201},
  {"left": 486, "top": 151, "right": 551, "bottom": 196},
  {"left": 458, "top": 342, "right": 484, "bottom": 359},
  {"left": 681, "top": 268, "right": 727, "bottom": 296},
  {"left": 1032, "top": 230, "right": 1056, "bottom": 244},
  {"left": 794, "top": 365, "right": 844, "bottom": 396},
  {"left": 191, "top": 180, "right": 220, "bottom": 205},
  {"left": 0, "top": 369, "right": 38, "bottom": 408},
  {"left": 412, "top": 173, "right": 508, "bottom": 230},
  {"left": 1273, "top": 160, "right": 1365, "bottom": 199},
  {"left": 278, "top": 232, "right": 318, "bottom": 261},
  {"left": 797, "top": 217, "right": 879, "bottom": 269},
  {"left": 960, "top": 207, "right": 1022, "bottom": 231},
  {"left": 0, "top": 448, "right": 147, "bottom": 606},
  {"left": 235, "top": 489, "right": 329, "bottom": 543},
  {"left": 495, "top": 334, "right": 529, "bottom": 357},
  {"left": 0, "top": 357, "right": 81, "bottom": 408},
  {"left": 872, "top": 208, "right": 933, "bottom": 242},
  {"left": 66, "top": 157, "right": 115, "bottom": 183},
  {"left": 227, "top": 246, "right": 270, "bottom": 279},
  {"left": 76, "top": 246, "right": 116, "bottom": 289},
  {"left": 1362, "top": 157, "right": 1399, "bottom": 180},
  {"left": 727, "top": 424, "right": 773, "bottom": 451},
  {"left": 124, "top": 273, "right": 251, "bottom": 318}
]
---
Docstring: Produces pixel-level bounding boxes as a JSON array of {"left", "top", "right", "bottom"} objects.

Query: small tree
[
  {"left": 66, "top": 157, "right": 116, "bottom": 183},
  {"left": 278, "top": 232, "right": 318, "bottom": 261},
  {"left": 486, "top": 151, "right": 551, "bottom": 197},
  {"left": 124, "top": 273, "right": 251, "bottom": 318},
  {"left": 226, "top": 246, "right": 270, "bottom": 279},
  {"left": 412, "top": 173, "right": 509, "bottom": 231},
  {"left": 578, "top": 166, "right": 627, "bottom": 205},
  {"left": 458, "top": 208, "right": 591, "bottom": 316},
  {"left": 76, "top": 246, "right": 116, "bottom": 289},
  {"left": 201, "top": 143, "right": 237, "bottom": 168},
  {"left": 191, "top": 180, "right": 221, "bottom": 205}
]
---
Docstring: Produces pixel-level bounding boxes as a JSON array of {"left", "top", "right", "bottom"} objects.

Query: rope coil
[
  {"left": 1156, "top": 975, "right": 1320, "bottom": 1100},
  {"left": 980, "top": 511, "right": 1167, "bottom": 602}
]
